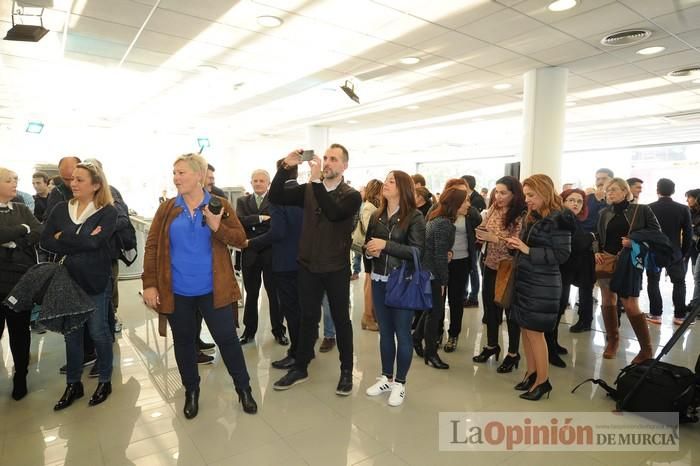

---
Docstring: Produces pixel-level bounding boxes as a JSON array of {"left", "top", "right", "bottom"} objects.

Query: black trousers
[
  {"left": 483, "top": 266, "right": 520, "bottom": 354},
  {"left": 422, "top": 280, "right": 446, "bottom": 357},
  {"left": 0, "top": 301, "right": 30, "bottom": 377},
  {"left": 446, "top": 257, "right": 471, "bottom": 338},
  {"left": 168, "top": 294, "right": 250, "bottom": 391},
  {"left": 273, "top": 270, "right": 301, "bottom": 358},
  {"left": 294, "top": 265, "right": 353, "bottom": 372},
  {"left": 647, "top": 259, "right": 687, "bottom": 318},
  {"left": 569, "top": 281, "right": 594, "bottom": 325},
  {"left": 241, "top": 252, "right": 284, "bottom": 337}
]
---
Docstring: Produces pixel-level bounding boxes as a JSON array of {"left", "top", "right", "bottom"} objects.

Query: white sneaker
[
  {"left": 388, "top": 382, "right": 406, "bottom": 407},
  {"left": 365, "top": 375, "right": 392, "bottom": 396}
]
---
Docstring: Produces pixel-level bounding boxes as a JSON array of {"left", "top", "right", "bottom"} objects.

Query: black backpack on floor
[{"left": 572, "top": 302, "right": 700, "bottom": 423}]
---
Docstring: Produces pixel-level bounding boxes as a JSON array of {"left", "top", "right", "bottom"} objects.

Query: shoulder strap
[{"left": 627, "top": 204, "right": 640, "bottom": 235}]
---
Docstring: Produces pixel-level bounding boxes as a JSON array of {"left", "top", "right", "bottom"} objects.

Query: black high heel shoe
[
  {"left": 519, "top": 380, "right": 552, "bottom": 401},
  {"left": 183, "top": 387, "right": 200, "bottom": 419},
  {"left": 424, "top": 354, "right": 450, "bottom": 369},
  {"left": 88, "top": 382, "right": 112, "bottom": 406},
  {"left": 514, "top": 372, "right": 537, "bottom": 391},
  {"left": 54, "top": 382, "right": 84, "bottom": 411},
  {"left": 496, "top": 353, "right": 520, "bottom": 373},
  {"left": 472, "top": 345, "right": 501, "bottom": 363},
  {"left": 236, "top": 387, "right": 258, "bottom": 414}
]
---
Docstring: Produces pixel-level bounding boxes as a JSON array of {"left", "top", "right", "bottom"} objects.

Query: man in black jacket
[
  {"left": 270, "top": 144, "right": 361, "bottom": 396},
  {"left": 44, "top": 156, "right": 80, "bottom": 222},
  {"left": 646, "top": 178, "right": 693, "bottom": 325},
  {"left": 237, "top": 169, "right": 287, "bottom": 346}
]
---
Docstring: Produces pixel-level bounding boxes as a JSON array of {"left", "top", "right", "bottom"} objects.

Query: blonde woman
[
  {"left": 41, "top": 162, "right": 117, "bottom": 410},
  {"left": 142, "top": 154, "right": 257, "bottom": 419}
]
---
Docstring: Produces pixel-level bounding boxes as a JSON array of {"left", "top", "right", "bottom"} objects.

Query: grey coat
[{"left": 3, "top": 262, "right": 95, "bottom": 335}]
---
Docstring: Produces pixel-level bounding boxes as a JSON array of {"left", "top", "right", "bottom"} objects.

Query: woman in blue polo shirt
[{"left": 142, "top": 154, "right": 256, "bottom": 419}]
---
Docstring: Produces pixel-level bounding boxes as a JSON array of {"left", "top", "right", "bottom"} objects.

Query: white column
[
  {"left": 307, "top": 126, "right": 329, "bottom": 154},
  {"left": 520, "top": 67, "right": 568, "bottom": 188}
]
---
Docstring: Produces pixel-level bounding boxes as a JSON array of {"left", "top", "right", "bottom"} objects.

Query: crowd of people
[{"left": 2, "top": 147, "right": 700, "bottom": 419}]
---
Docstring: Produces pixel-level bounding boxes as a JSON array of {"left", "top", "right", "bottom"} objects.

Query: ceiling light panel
[{"left": 550, "top": 3, "right": 646, "bottom": 39}]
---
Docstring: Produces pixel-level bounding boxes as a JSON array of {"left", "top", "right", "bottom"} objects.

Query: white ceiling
[{"left": 2, "top": 0, "right": 700, "bottom": 161}]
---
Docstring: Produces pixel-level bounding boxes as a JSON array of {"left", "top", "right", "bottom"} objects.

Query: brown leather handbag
[
  {"left": 494, "top": 257, "right": 515, "bottom": 308},
  {"left": 595, "top": 204, "right": 639, "bottom": 280}
]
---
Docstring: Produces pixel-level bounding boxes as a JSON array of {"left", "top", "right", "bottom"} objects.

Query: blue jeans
[
  {"left": 65, "top": 281, "right": 113, "bottom": 384},
  {"left": 169, "top": 294, "right": 250, "bottom": 391},
  {"left": 322, "top": 293, "right": 335, "bottom": 338},
  {"left": 371, "top": 280, "right": 414, "bottom": 383},
  {"left": 352, "top": 252, "right": 362, "bottom": 275}
]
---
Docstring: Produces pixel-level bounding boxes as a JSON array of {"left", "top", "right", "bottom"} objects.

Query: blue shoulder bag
[{"left": 385, "top": 247, "right": 432, "bottom": 310}]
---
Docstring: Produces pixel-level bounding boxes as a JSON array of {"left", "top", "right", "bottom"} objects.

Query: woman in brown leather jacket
[{"left": 142, "top": 153, "right": 257, "bottom": 419}]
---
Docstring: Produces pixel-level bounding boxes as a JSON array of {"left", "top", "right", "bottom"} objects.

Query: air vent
[
  {"left": 662, "top": 110, "right": 700, "bottom": 123},
  {"left": 600, "top": 29, "right": 652, "bottom": 47},
  {"left": 667, "top": 66, "right": 700, "bottom": 77}
]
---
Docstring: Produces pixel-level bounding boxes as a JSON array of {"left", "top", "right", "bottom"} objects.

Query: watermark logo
[{"left": 439, "top": 412, "right": 679, "bottom": 452}]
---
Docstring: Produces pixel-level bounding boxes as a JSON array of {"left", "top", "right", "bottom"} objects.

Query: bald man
[{"left": 43, "top": 156, "right": 80, "bottom": 221}]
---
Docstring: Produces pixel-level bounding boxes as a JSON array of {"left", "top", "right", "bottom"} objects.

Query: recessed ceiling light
[
  {"left": 406, "top": 105, "right": 420, "bottom": 110},
  {"left": 636, "top": 46, "right": 666, "bottom": 55},
  {"left": 151, "top": 412, "right": 163, "bottom": 418},
  {"left": 347, "top": 120, "right": 358, "bottom": 124},
  {"left": 493, "top": 83, "right": 512, "bottom": 90},
  {"left": 566, "top": 101, "right": 577, "bottom": 107},
  {"left": 44, "top": 436, "right": 57, "bottom": 443},
  {"left": 548, "top": 0, "right": 578, "bottom": 12},
  {"left": 399, "top": 57, "right": 421, "bottom": 65},
  {"left": 257, "top": 16, "right": 283, "bottom": 28}
]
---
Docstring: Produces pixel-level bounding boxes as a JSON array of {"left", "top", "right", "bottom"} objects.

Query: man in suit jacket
[
  {"left": 646, "top": 178, "right": 693, "bottom": 325},
  {"left": 236, "top": 169, "right": 287, "bottom": 345}
]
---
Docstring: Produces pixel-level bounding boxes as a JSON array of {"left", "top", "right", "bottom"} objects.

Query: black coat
[
  {"left": 560, "top": 217, "right": 595, "bottom": 288},
  {"left": 510, "top": 210, "right": 573, "bottom": 332},
  {"left": 364, "top": 209, "right": 426, "bottom": 277},
  {"left": 648, "top": 197, "right": 693, "bottom": 260}
]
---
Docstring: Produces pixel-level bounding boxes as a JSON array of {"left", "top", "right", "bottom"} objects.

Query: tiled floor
[{"left": 1, "top": 276, "right": 699, "bottom": 465}]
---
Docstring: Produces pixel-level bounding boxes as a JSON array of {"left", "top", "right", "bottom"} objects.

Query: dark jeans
[
  {"left": 464, "top": 250, "right": 481, "bottom": 301},
  {"left": 371, "top": 280, "right": 414, "bottom": 383},
  {"left": 273, "top": 271, "right": 301, "bottom": 358},
  {"left": 483, "top": 266, "right": 520, "bottom": 354},
  {"left": 422, "top": 280, "right": 446, "bottom": 357},
  {"left": 446, "top": 257, "right": 471, "bottom": 338},
  {"left": 65, "top": 282, "right": 113, "bottom": 384},
  {"left": 647, "top": 260, "right": 687, "bottom": 318},
  {"left": 294, "top": 265, "right": 353, "bottom": 373},
  {"left": 0, "top": 300, "right": 30, "bottom": 377},
  {"left": 242, "top": 252, "right": 284, "bottom": 337},
  {"left": 168, "top": 293, "right": 250, "bottom": 391}
]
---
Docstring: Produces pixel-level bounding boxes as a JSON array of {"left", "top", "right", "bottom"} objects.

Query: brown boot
[
  {"left": 628, "top": 314, "right": 653, "bottom": 364},
  {"left": 601, "top": 305, "right": 619, "bottom": 359}
]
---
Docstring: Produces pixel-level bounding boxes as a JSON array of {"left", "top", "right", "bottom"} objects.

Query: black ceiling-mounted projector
[
  {"left": 340, "top": 80, "right": 360, "bottom": 104},
  {"left": 4, "top": 1, "right": 51, "bottom": 42}
]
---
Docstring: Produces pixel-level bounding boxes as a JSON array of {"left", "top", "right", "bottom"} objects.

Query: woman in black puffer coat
[{"left": 505, "top": 174, "right": 572, "bottom": 401}]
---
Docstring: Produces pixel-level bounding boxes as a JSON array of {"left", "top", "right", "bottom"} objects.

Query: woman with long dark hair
[
  {"left": 364, "top": 171, "right": 425, "bottom": 407},
  {"left": 546, "top": 188, "right": 596, "bottom": 368},
  {"left": 421, "top": 188, "right": 470, "bottom": 369},
  {"left": 686, "top": 189, "right": 700, "bottom": 306},
  {"left": 473, "top": 176, "right": 526, "bottom": 373},
  {"left": 506, "top": 174, "right": 573, "bottom": 401}
]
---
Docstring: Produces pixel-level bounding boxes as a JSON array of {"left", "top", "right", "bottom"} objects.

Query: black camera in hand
[{"left": 208, "top": 196, "right": 222, "bottom": 215}]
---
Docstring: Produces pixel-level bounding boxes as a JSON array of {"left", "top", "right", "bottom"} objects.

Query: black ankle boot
[
  {"left": 472, "top": 345, "right": 501, "bottom": 363},
  {"left": 514, "top": 372, "right": 537, "bottom": 391},
  {"left": 548, "top": 350, "right": 567, "bottom": 368},
  {"left": 54, "top": 382, "right": 84, "bottom": 411},
  {"left": 236, "top": 387, "right": 258, "bottom": 414},
  {"left": 424, "top": 354, "right": 449, "bottom": 369},
  {"left": 496, "top": 353, "right": 520, "bottom": 373},
  {"left": 184, "top": 388, "right": 200, "bottom": 419},
  {"left": 88, "top": 382, "right": 112, "bottom": 406},
  {"left": 12, "top": 373, "right": 28, "bottom": 401},
  {"left": 519, "top": 380, "right": 552, "bottom": 401}
]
